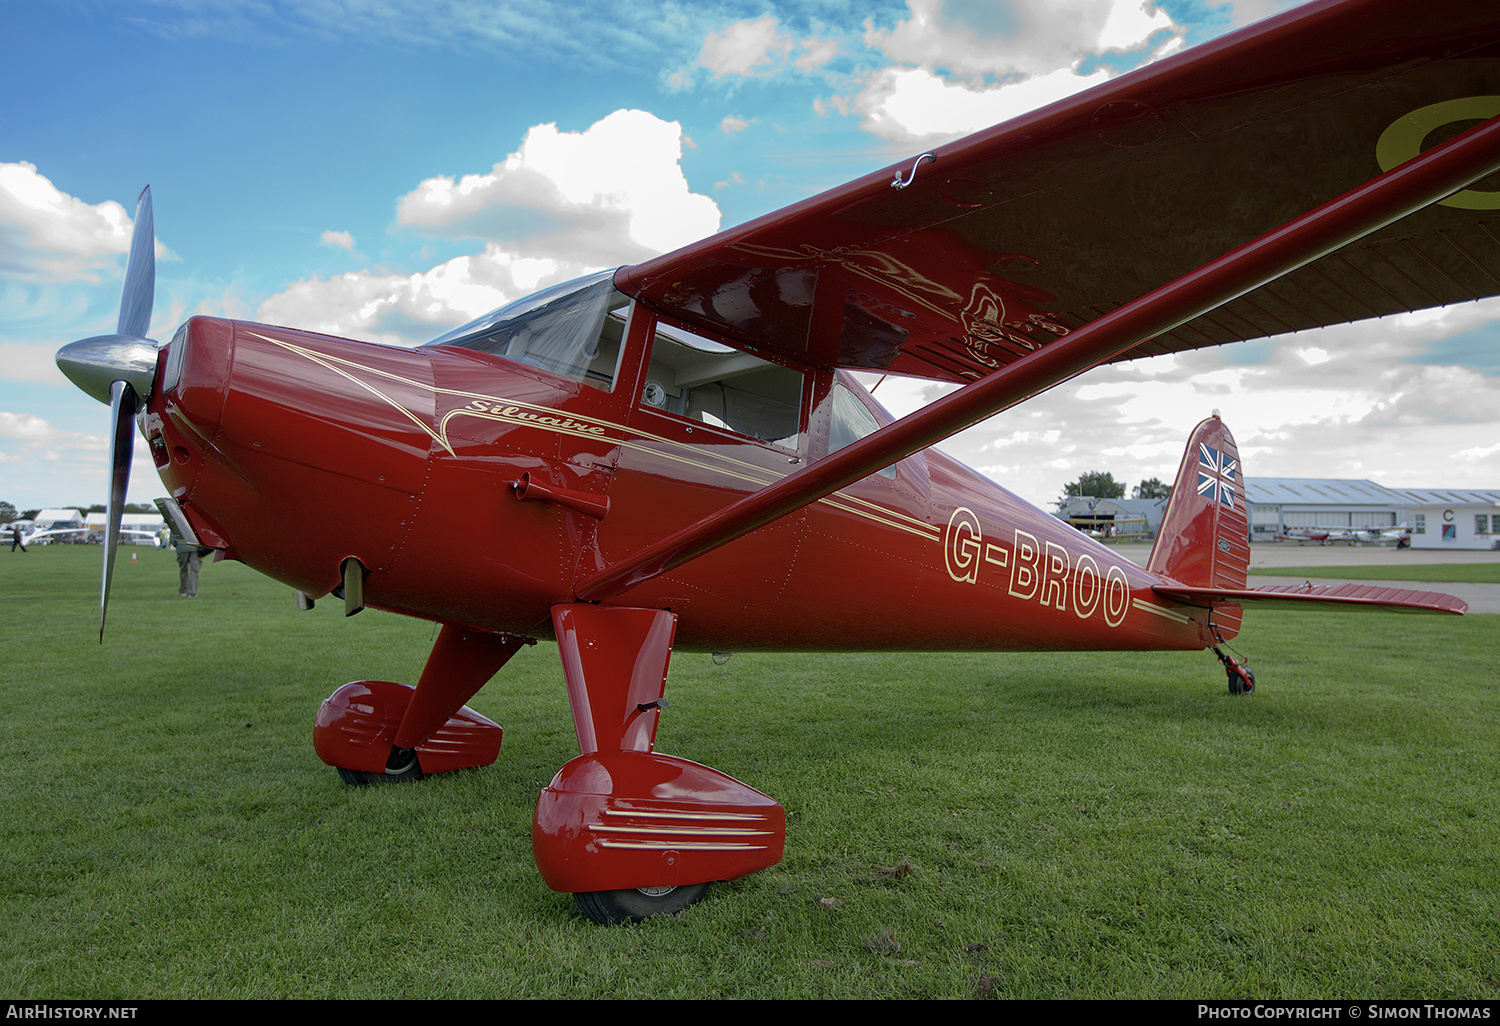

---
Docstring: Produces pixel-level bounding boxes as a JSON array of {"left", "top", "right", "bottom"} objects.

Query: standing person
[
  {"left": 175, "top": 538, "right": 204, "bottom": 597},
  {"left": 10, "top": 526, "right": 26, "bottom": 553}
]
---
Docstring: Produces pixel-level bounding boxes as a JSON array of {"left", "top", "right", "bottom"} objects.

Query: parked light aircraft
[
  {"left": 1364, "top": 527, "right": 1414, "bottom": 547},
  {"left": 21, "top": 527, "right": 89, "bottom": 546},
  {"left": 1278, "top": 526, "right": 1413, "bottom": 546},
  {"left": 22, "top": 524, "right": 160, "bottom": 547},
  {"left": 55, "top": 0, "right": 1494, "bottom": 922},
  {"left": 1275, "top": 528, "right": 1336, "bottom": 545}
]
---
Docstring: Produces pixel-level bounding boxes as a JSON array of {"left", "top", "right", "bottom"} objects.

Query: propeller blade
[
  {"left": 99, "top": 367, "right": 138, "bottom": 642},
  {"left": 54, "top": 185, "right": 157, "bottom": 641},
  {"left": 117, "top": 187, "right": 154, "bottom": 340}
]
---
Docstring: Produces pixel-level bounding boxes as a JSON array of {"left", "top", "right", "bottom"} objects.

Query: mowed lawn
[{"left": 2, "top": 546, "right": 1496, "bottom": 999}]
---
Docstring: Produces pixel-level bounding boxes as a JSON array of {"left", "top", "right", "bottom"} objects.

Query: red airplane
[
  {"left": 1275, "top": 529, "right": 1336, "bottom": 545},
  {"left": 56, "top": 0, "right": 1493, "bottom": 924}
]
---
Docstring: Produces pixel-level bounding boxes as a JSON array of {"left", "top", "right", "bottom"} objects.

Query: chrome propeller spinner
[{"left": 55, "top": 186, "right": 157, "bottom": 642}]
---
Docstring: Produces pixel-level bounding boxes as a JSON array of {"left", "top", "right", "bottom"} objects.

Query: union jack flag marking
[{"left": 1198, "top": 443, "right": 1237, "bottom": 508}]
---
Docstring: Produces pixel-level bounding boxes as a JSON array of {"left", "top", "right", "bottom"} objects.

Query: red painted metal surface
[
  {"left": 312, "top": 681, "right": 503, "bottom": 775},
  {"left": 533, "top": 605, "right": 786, "bottom": 892},
  {"left": 1147, "top": 416, "right": 1250, "bottom": 638},
  {"left": 533, "top": 751, "right": 786, "bottom": 894},
  {"left": 1149, "top": 418, "right": 1248, "bottom": 592},
  {"left": 515, "top": 472, "right": 611, "bottom": 520},
  {"left": 552, "top": 604, "right": 677, "bottom": 755},
  {"left": 146, "top": 312, "right": 1220, "bottom": 655},
  {"left": 393, "top": 624, "right": 528, "bottom": 752}
]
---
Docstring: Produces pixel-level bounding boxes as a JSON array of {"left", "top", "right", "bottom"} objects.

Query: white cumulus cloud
[
  {"left": 690, "top": 15, "right": 838, "bottom": 82},
  {"left": 0, "top": 163, "right": 133, "bottom": 282},
  {"left": 840, "top": 0, "right": 1184, "bottom": 146},
  {"left": 258, "top": 109, "right": 721, "bottom": 344},
  {"left": 856, "top": 288, "right": 1500, "bottom": 507},
  {"left": 865, "top": 0, "right": 1180, "bottom": 79},
  {"left": 0, "top": 408, "right": 150, "bottom": 498},
  {"left": 0, "top": 411, "right": 54, "bottom": 440},
  {"left": 396, "top": 108, "right": 718, "bottom": 265},
  {"left": 852, "top": 64, "right": 1111, "bottom": 146},
  {"left": 698, "top": 15, "right": 794, "bottom": 78},
  {"left": 258, "top": 249, "right": 554, "bottom": 345}
]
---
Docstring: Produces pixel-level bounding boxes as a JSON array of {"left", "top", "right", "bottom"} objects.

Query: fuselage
[{"left": 140, "top": 283, "right": 1219, "bottom": 655}]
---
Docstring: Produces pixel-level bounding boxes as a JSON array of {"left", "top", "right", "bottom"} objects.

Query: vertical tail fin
[{"left": 1148, "top": 415, "right": 1251, "bottom": 613}]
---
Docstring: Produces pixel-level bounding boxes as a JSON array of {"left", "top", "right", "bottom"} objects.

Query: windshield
[{"left": 423, "top": 270, "right": 627, "bottom": 391}]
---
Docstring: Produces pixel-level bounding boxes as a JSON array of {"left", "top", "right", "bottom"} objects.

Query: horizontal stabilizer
[{"left": 1153, "top": 582, "right": 1467, "bottom": 615}]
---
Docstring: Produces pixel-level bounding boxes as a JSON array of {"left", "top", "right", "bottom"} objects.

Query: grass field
[
  {"left": 1251, "top": 564, "right": 1500, "bottom": 584},
  {"left": 2, "top": 546, "right": 1497, "bottom": 999}
]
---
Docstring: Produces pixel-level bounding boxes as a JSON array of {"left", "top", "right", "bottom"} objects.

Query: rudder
[{"left": 1148, "top": 416, "right": 1251, "bottom": 633}]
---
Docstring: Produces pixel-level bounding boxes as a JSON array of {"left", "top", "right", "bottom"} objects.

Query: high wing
[
  {"left": 615, "top": 0, "right": 1500, "bottom": 384},
  {"left": 581, "top": 1, "right": 1500, "bottom": 602},
  {"left": 580, "top": 104, "right": 1500, "bottom": 600}
]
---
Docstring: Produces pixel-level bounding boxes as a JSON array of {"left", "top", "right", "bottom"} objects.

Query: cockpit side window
[
  {"left": 829, "top": 382, "right": 897, "bottom": 479},
  {"left": 639, "top": 321, "right": 804, "bottom": 450},
  {"left": 423, "top": 270, "right": 628, "bottom": 392}
]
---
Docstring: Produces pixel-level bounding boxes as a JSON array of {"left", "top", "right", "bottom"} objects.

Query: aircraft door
[{"left": 590, "top": 315, "right": 812, "bottom": 640}]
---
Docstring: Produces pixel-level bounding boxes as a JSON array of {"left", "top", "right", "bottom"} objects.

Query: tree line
[{"left": 1060, "top": 472, "right": 1171, "bottom": 502}]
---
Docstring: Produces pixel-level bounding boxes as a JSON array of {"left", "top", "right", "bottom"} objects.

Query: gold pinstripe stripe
[
  {"left": 598, "top": 840, "right": 770, "bottom": 851},
  {"left": 252, "top": 332, "right": 941, "bottom": 541},
  {"left": 601, "top": 809, "right": 766, "bottom": 821},
  {"left": 1132, "top": 598, "right": 1196, "bottom": 624},
  {"left": 591, "top": 825, "right": 774, "bottom": 837}
]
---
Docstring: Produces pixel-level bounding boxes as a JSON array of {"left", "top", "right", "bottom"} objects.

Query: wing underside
[
  {"left": 576, "top": 2, "right": 1500, "bottom": 603},
  {"left": 616, "top": 1, "right": 1500, "bottom": 382}
]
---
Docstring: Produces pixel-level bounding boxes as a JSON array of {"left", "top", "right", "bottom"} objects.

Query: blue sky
[{"left": 3, "top": 0, "right": 1498, "bottom": 515}]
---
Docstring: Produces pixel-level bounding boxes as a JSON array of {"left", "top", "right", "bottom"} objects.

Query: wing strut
[{"left": 577, "top": 114, "right": 1500, "bottom": 603}]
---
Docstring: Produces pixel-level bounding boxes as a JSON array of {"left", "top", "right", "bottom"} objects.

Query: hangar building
[
  {"left": 1054, "top": 496, "right": 1167, "bottom": 540},
  {"left": 1244, "top": 479, "right": 1499, "bottom": 550},
  {"left": 1389, "top": 487, "right": 1500, "bottom": 550}
]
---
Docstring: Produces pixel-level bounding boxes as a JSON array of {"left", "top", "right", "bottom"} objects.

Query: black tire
[
  {"left": 573, "top": 883, "right": 711, "bottom": 925},
  {"left": 335, "top": 747, "right": 424, "bottom": 786}
]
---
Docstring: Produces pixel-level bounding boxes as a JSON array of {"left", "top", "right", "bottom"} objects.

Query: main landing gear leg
[
  {"left": 532, "top": 603, "right": 786, "bottom": 924},
  {"left": 313, "top": 624, "right": 529, "bottom": 783}
]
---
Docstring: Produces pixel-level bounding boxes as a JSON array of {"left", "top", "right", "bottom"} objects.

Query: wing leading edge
[{"left": 615, "top": 0, "right": 1500, "bottom": 383}]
